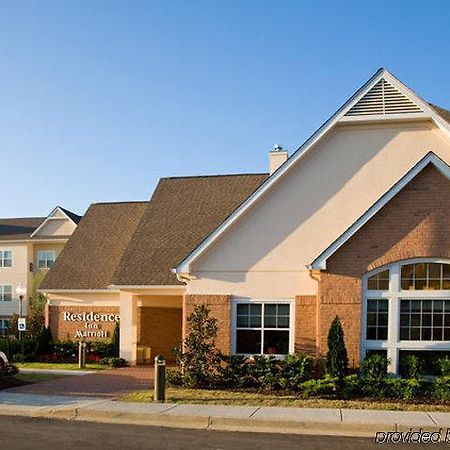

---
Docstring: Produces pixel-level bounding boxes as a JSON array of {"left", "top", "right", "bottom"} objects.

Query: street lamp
[{"left": 16, "top": 284, "right": 26, "bottom": 359}]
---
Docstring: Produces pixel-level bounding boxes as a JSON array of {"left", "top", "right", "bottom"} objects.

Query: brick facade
[
  {"left": 183, "top": 294, "right": 232, "bottom": 353},
  {"left": 316, "top": 165, "right": 450, "bottom": 365},
  {"left": 137, "top": 307, "right": 182, "bottom": 362},
  {"left": 294, "top": 295, "right": 318, "bottom": 356},
  {"left": 48, "top": 305, "right": 119, "bottom": 341}
]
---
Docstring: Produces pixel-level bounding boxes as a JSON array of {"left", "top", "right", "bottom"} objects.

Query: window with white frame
[
  {"left": 0, "top": 251, "right": 12, "bottom": 268},
  {"left": 37, "top": 250, "right": 56, "bottom": 269},
  {"left": 234, "top": 301, "right": 292, "bottom": 355},
  {"left": 0, "top": 319, "right": 9, "bottom": 336},
  {"left": 363, "top": 259, "right": 450, "bottom": 374},
  {"left": 0, "top": 286, "right": 12, "bottom": 302}
]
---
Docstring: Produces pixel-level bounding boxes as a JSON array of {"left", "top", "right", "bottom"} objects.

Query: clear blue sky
[{"left": 1, "top": 0, "right": 449, "bottom": 217}]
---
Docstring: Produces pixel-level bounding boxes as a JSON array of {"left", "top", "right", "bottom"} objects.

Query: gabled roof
[
  {"left": 41, "top": 202, "right": 148, "bottom": 290},
  {"left": 0, "top": 217, "right": 45, "bottom": 241},
  {"left": 174, "top": 68, "right": 450, "bottom": 275},
  {"left": 310, "top": 152, "right": 450, "bottom": 270},
  {"left": 112, "top": 173, "right": 269, "bottom": 286},
  {"left": 42, "top": 173, "right": 268, "bottom": 291},
  {"left": 30, "top": 206, "right": 82, "bottom": 239}
]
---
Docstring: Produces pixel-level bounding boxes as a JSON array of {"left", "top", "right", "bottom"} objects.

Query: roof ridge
[
  {"left": 161, "top": 172, "right": 269, "bottom": 180},
  {"left": 0, "top": 216, "right": 45, "bottom": 221},
  {"left": 92, "top": 200, "right": 149, "bottom": 206}
]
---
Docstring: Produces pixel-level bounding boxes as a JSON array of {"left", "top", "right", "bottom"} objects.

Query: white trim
[
  {"left": 174, "top": 69, "right": 450, "bottom": 275},
  {"left": 30, "top": 206, "right": 78, "bottom": 238},
  {"left": 107, "top": 284, "right": 186, "bottom": 290},
  {"left": 39, "top": 289, "right": 120, "bottom": 294},
  {"left": 231, "top": 298, "right": 295, "bottom": 356},
  {"left": 311, "top": 152, "right": 450, "bottom": 270}
]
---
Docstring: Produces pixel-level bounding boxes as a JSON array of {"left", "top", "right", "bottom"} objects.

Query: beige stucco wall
[
  {"left": 47, "top": 292, "right": 120, "bottom": 307},
  {"left": 34, "top": 217, "right": 77, "bottom": 237},
  {"left": 187, "top": 120, "right": 450, "bottom": 298}
]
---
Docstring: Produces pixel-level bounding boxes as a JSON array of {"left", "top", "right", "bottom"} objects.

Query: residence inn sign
[{"left": 56, "top": 309, "right": 120, "bottom": 340}]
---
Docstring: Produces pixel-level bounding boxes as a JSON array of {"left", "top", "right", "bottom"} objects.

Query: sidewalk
[{"left": 0, "top": 392, "right": 449, "bottom": 437}]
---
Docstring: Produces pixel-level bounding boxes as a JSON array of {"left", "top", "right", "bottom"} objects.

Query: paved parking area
[{"left": 7, "top": 366, "right": 154, "bottom": 398}]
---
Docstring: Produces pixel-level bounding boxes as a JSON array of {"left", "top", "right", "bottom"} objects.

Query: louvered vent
[{"left": 345, "top": 79, "right": 422, "bottom": 116}]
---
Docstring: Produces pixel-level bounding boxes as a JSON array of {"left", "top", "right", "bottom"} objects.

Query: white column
[
  {"left": 387, "top": 265, "right": 400, "bottom": 375},
  {"left": 119, "top": 292, "right": 138, "bottom": 365}
]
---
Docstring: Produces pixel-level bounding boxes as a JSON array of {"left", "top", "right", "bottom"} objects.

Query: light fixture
[{"left": 16, "top": 284, "right": 26, "bottom": 297}]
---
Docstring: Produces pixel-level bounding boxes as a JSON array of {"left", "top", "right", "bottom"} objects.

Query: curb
[{"left": 0, "top": 403, "right": 446, "bottom": 438}]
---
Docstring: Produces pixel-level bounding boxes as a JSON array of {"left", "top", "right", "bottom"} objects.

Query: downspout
[{"left": 308, "top": 268, "right": 321, "bottom": 357}]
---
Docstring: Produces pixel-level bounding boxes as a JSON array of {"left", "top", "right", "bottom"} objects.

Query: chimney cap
[{"left": 271, "top": 144, "right": 284, "bottom": 152}]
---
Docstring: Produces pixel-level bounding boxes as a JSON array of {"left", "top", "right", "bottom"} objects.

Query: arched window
[{"left": 362, "top": 259, "right": 450, "bottom": 374}]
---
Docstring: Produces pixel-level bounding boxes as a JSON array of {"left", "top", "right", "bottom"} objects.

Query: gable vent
[{"left": 345, "top": 79, "right": 423, "bottom": 116}]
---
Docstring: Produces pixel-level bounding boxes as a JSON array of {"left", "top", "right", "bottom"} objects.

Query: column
[{"left": 119, "top": 292, "right": 138, "bottom": 365}]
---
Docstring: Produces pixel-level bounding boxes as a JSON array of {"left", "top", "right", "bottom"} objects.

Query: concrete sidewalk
[{"left": 1, "top": 392, "right": 450, "bottom": 437}]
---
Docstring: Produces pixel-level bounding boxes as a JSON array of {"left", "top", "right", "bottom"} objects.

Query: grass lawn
[
  {"left": 120, "top": 387, "right": 450, "bottom": 412},
  {"left": 15, "top": 362, "right": 107, "bottom": 371}
]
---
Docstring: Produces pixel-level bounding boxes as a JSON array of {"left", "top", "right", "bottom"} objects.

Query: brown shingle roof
[
  {"left": 41, "top": 202, "right": 148, "bottom": 290},
  {"left": 0, "top": 217, "right": 45, "bottom": 240},
  {"left": 429, "top": 103, "right": 450, "bottom": 125},
  {"left": 111, "top": 173, "right": 268, "bottom": 286}
]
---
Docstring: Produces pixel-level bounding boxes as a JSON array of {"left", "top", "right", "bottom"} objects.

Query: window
[
  {"left": 37, "top": 250, "right": 56, "bottom": 269},
  {"left": 0, "top": 319, "right": 9, "bottom": 336},
  {"left": 0, "top": 286, "right": 12, "bottom": 302},
  {"left": 363, "top": 260, "right": 450, "bottom": 375},
  {"left": 366, "top": 299, "right": 388, "bottom": 340},
  {"left": 400, "top": 300, "right": 450, "bottom": 341},
  {"left": 367, "top": 269, "right": 390, "bottom": 290},
  {"left": 235, "top": 302, "right": 291, "bottom": 355},
  {"left": 401, "top": 262, "right": 450, "bottom": 290},
  {"left": 0, "top": 251, "right": 12, "bottom": 268}
]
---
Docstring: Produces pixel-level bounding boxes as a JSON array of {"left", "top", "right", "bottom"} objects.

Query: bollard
[
  {"left": 78, "top": 341, "right": 87, "bottom": 369},
  {"left": 154, "top": 355, "right": 166, "bottom": 402}
]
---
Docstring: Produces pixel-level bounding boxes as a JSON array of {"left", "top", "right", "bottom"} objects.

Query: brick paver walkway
[{"left": 8, "top": 366, "right": 154, "bottom": 398}]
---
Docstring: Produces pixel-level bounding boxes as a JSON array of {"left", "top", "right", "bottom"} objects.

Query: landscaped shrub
[
  {"left": 53, "top": 340, "right": 78, "bottom": 361},
  {"left": 399, "top": 354, "right": 424, "bottom": 379},
  {"left": 34, "top": 326, "right": 54, "bottom": 356},
  {"left": 385, "top": 378, "right": 424, "bottom": 401},
  {"left": 12, "top": 354, "right": 25, "bottom": 363},
  {"left": 326, "top": 316, "right": 348, "bottom": 384},
  {"left": 432, "top": 376, "right": 450, "bottom": 402},
  {"left": 99, "top": 357, "right": 127, "bottom": 367},
  {"left": 438, "top": 357, "right": 450, "bottom": 376},
  {"left": 166, "top": 368, "right": 183, "bottom": 386},
  {"left": 111, "top": 322, "right": 120, "bottom": 357},
  {"left": 301, "top": 375, "right": 336, "bottom": 398},
  {"left": 175, "top": 304, "right": 220, "bottom": 388},
  {"left": 218, "top": 354, "right": 248, "bottom": 388},
  {"left": 245, "top": 355, "right": 281, "bottom": 390},
  {"left": 360, "top": 354, "right": 389, "bottom": 397},
  {"left": 279, "top": 354, "right": 314, "bottom": 391}
]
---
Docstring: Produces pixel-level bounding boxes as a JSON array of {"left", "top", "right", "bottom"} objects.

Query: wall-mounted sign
[{"left": 62, "top": 311, "right": 120, "bottom": 339}]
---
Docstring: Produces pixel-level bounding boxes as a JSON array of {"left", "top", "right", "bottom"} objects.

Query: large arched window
[{"left": 362, "top": 259, "right": 450, "bottom": 374}]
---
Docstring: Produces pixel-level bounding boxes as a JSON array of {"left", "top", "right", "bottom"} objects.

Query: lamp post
[{"left": 16, "top": 284, "right": 26, "bottom": 359}]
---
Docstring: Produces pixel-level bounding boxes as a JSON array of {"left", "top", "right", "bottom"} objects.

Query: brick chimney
[{"left": 269, "top": 145, "right": 288, "bottom": 174}]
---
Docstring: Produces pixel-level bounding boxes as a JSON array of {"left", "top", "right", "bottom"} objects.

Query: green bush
[
  {"left": 12, "top": 354, "right": 25, "bottom": 363},
  {"left": 432, "top": 376, "right": 450, "bottom": 402},
  {"left": 246, "top": 355, "right": 281, "bottom": 390},
  {"left": 218, "top": 354, "right": 249, "bottom": 388},
  {"left": 301, "top": 375, "right": 336, "bottom": 398},
  {"left": 399, "top": 355, "right": 423, "bottom": 379},
  {"left": 111, "top": 322, "right": 120, "bottom": 357},
  {"left": 342, "top": 374, "right": 362, "bottom": 398},
  {"left": 360, "top": 354, "right": 389, "bottom": 397},
  {"left": 35, "top": 326, "right": 54, "bottom": 356},
  {"left": 385, "top": 378, "right": 423, "bottom": 400},
  {"left": 279, "top": 354, "right": 314, "bottom": 391},
  {"left": 326, "top": 316, "right": 348, "bottom": 383},
  {"left": 166, "top": 368, "right": 183, "bottom": 386},
  {"left": 438, "top": 357, "right": 450, "bottom": 376},
  {"left": 99, "top": 357, "right": 127, "bottom": 367}
]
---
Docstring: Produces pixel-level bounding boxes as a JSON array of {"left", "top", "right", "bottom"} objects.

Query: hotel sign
[{"left": 63, "top": 311, "right": 120, "bottom": 339}]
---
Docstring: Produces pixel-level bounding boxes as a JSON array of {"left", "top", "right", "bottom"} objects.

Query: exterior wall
[
  {"left": 137, "top": 307, "right": 182, "bottom": 362},
  {"left": 183, "top": 294, "right": 232, "bottom": 354},
  {"left": 188, "top": 121, "right": 450, "bottom": 298},
  {"left": 33, "top": 217, "right": 77, "bottom": 237},
  {"left": 48, "top": 305, "right": 119, "bottom": 341},
  {"left": 294, "top": 295, "right": 318, "bottom": 356},
  {"left": 318, "top": 165, "right": 450, "bottom": 366}
]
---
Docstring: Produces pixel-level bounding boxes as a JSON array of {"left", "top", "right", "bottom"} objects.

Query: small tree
[
  {"left": 111, "top": 321, "right": 120, "bottom": 357},
  {"left": 25, "top": 272, "right": 48, "bottom": 341},
  {"left": 326, "top": 316, "right": 348, "bottom": 383},
  {"left": 177, "top": 304, "right": 220, "bottom": 388},
  {"left": 35, "top": 326, "right": 54, "bottom": 356}
]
